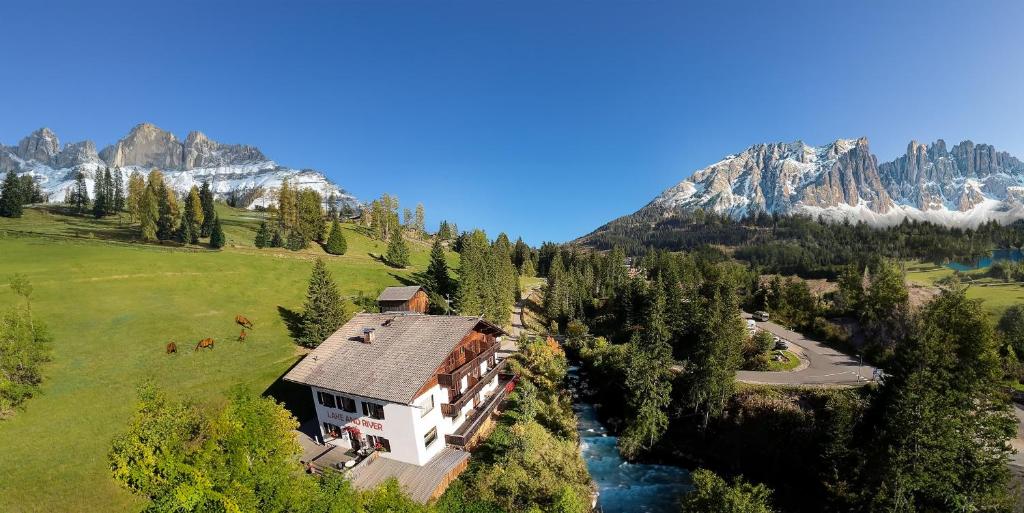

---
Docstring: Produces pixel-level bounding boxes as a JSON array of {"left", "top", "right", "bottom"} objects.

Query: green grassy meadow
[
  {"left": 905, "top": 262, "right": 1024, "bottom": 320},
  {"left": 0, "top": 206, "right": 454, "bottom": 512}
]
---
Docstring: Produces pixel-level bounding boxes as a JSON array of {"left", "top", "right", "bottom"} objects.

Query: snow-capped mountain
[
  {"left": 0, "top": 123, "right": 358, "bottom": 209},
  {"left": 646, "top": 137, "right": 1024, "bottom": 227}
]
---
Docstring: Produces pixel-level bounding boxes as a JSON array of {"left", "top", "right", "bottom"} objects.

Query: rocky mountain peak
[
  {"left": 16, "top": 127, "right": 60, "bottom": 163},
  {"left": 637, "top": 136, "right": 1024, "bottom": 228},
  {"left": 99, "top": 122, "right": 183, "bottom": 169}
]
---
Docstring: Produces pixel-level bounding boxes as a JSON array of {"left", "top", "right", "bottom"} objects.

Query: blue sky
[{"left": 2, "top": 0, "right": 1023, "bottom": 245}]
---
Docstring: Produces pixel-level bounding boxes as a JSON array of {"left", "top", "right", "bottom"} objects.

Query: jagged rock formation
[
  {"left": 0, "top": 123, "right": 356, "bottom": 209},
  {"left": 642, "top": 137, "right": 1024, "bottom": 227}
]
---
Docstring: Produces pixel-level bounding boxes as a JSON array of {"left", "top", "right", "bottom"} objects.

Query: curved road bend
[{"left": 736, "top": 312, "right": 877, "bottom": 386}]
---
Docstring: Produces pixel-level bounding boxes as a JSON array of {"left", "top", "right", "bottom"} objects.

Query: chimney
[{"left": 361, "top": 328, "right": 376, "bottom": 344}]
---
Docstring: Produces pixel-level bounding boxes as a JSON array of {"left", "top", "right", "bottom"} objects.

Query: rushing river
[{"left": 569, "top": 366, "right": 691, "bottom": 512}]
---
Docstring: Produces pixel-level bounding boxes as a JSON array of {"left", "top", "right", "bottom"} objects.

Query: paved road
[{"left": 735, "top": 312, "right": 878, "bottom": 386}]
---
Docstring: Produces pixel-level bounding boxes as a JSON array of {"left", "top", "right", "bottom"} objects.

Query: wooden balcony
[
  {"left": 440, "top": 358, "right": 508, "bottom": 418},
  {"left": 437, "top": 342, "right": 499, "bottom": 390},
  {"left": 445, "top": 373, "right": 516, "bottom": 448}
]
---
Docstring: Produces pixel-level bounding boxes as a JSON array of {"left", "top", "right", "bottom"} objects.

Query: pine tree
[
  {"left": 176, "top": 217, "right": 196, "bottom": 244},
  {"left": 270, "top": 230, "right": 284, "bottom": 248},
  {"left": 0, "top": 171, "right": 23, "bottom": 218},
  {"left": 384, "top": 229, "right": 410, "bottom": 268},
  {"left": 324, "top": 219, "right": 347, "bottom": 255},
  {"left": 286, "top": 229, "right": 306, "bottom": 251},
  {"left": 486, "top": 233, "right": 517, "bottom": 324},
  {"left": 73, "top": 172, "right": 89, "bottom": 214},
  {"left": 403, "top": 207, "right": 412, "bottom": 229},
  {"left": 103, "top": 168, "right": 115, "bottom": 214},
  {"left": 254, "top": 221, "right": 271, "bottom": 249},
  {"left": 139, "top": 186, "right": 159, "bottom": 241},
  {"left": 297, "top": 189, "right": 325, "bottom": 243},
  {"left": 299, "top": 259, "right": 345, "bottom": 348},
  {"left": 456, "top": 230, "right": 490, "bottom": 317},
  {"left": 866, "top": 287, "right": 1015, "bottom": 511},
  {"left": 414, "top": 203, "right": 425, "bottom": 236},
  {"left": 277, "top": 179, "right": 298, "bottom": 232},
  {"left": 199, "top": 181, "right": 216, "bottom": 237},
  {"left": 426, "top": 238, "right": 452, "bottom": 299},
  {"left": 438, "top": 220, "right": 452, "bottom": 241},
  {"left": 209, "top": 215, "right": 225, "bottom": 249},
  {"left": 187, "top": 186, "right": 204, "bottom": 233},
  {"left": 112, "top": 168, "right": 125, "bottom": 212},
  {"left": 155, "top": 183, "right": 178, "bottom": 241},
  {"left": 126, "top": 171, "right": 146, "bottom": 222},
  {"left": 177, "top": 187, "right": 201, "bottom": 244},
  {"left": 93, "top": 169, "right": 108, "bottom": 218}
]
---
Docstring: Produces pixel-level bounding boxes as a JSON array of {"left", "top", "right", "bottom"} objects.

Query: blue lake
[
  {"left": 569, "top": 366, "right": 691, "bottom": 512},
  {"left": 946, "top": 249, "right": 1024, "bottom": 272}
]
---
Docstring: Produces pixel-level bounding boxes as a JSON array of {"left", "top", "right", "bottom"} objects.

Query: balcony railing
[
  {"left": 445, "top": 373, "right": 516, "bottom": 447},
  {"left": 437, "top": 342, "right": 499, "bottom": 390},
  {"left": 440, "top": 358, "right": 508, "bottom": 418}
]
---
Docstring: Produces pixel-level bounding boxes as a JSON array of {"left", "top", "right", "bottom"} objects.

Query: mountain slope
[
  {"left": 0, "top": 123, "right": 357, "bottom": 209},
  {"left": 581, "top": 137, "right": 1024, "bottom": 246}
]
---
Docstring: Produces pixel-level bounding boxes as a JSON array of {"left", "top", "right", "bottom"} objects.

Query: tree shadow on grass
[
  {"left": 277, "top": 305, "right": 304, "bottom": 341},
  {"left": 387, "top": 272, "right": 423, "bottom": 287},
  {"left": 263, "top": 358, "right": 314, "bottom": 421}
]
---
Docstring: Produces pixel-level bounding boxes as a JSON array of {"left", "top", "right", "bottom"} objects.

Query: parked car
[
  {"left": 753, "top": 310, "right": 770, "bottom": 322},
  {"left": 773, "top": 337, "right": 788, "bottom": 350}
]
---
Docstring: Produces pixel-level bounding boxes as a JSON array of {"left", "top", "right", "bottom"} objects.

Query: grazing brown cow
[
  {"left": 235, "top": 314, "right": 254, "bottom": 329},
  {"left": 195, "top": 338, "right": 215, "bottom": 351},
  {"left": 166, "top": 341, "right": 177, "bottom": 354},
  {"left": 237, "top": 329, "right": 247, "bottom": 342}
]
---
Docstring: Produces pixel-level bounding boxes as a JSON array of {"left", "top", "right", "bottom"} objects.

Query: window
[
  {"left": 316, "top": 391, "right": 336, "bottom": 409},
  {"left": 337, "top": 395, "right": 356, "bottom": 413},
  {"left": 322, "top": 422, "right": 343, "bottom": 439},
  {"left": 424, "top": 427, "right": 438, "bottom": 448},
  {"left": 362, "top": 401, "right": 385, "bottom": 420},
  {"left": 419, "top": 395, "right": 435, "bottom": 417},
  {"left": 367, "top": 435, "right": 391, "bottom": 452}
]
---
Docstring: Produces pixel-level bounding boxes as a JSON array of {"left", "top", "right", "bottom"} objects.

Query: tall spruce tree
[
  {"left": 299, "top": 259, "right": 346, "bottom": 348},
  {"left": 199, "top": 181, "right": 216, "bottom": 237},
  {"left": 177, "top": 186, "right": 202, "bottom": 244},
  {"left": 254, "top": 221, "right": 271, "bottom": 249},
  {"left": 486, "top": 233, "right": 517, "bottom": 324},
  {"left": 103, "top": 168, "right": 114, "bottom": 214},
  {"left": 0, "top": 171, "right": 23, "bottom": 218},
  {"left": 112, "top": 168, "right": 125, "bottom": 212},
  {"left": 619, "top": 283, "right": 673, "bottom": 459},
  {"left": 209, "top": 215, "right": 225, "bottom": 249},
  {"left": 93, "top": 169, "right": 109, "bottom": 218},
  {"left": 324, "top": 219, "right": 347, "bottom": 255},
  {"left": 456, "top": 230, "right": 490, "bottom": 317},
  {"left": 866, "top": 287, "right": 1015, "bottom": 511},
  {"left": 155, "top": 183, "right": 178, "bottom": 241},
  {"left": 297, "top": 189, "right": 325, "bottom": 243},
  {"left": 682, "top": 274, "right": 745, "bottom": 428},
  {"left": 426, "top": 238, "right": 453, "bottom": 300},
  {"left": 385, "top": 229, "right": 410, "bottom": 268},
  {"left": 73, "top": 172, "right": 89, "bottom": 214}
]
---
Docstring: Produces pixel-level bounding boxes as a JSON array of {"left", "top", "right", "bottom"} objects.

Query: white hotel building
[{"left": 284, "top": 287, "right": 514, "bottom": 468}]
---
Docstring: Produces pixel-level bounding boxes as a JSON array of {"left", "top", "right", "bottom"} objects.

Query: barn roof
[
  {"left": 376, "top": 286, "right": 425, "bottom": 302},
  {"left": 283, "top": 312, "right": 505, "bottom": 404}
]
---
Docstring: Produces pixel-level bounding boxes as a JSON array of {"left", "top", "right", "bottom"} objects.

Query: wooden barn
[{"left": 377, "top": 286, "right": 429, "bottom": 313}]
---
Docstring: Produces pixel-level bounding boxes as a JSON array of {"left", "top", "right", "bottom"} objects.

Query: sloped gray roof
[
  {"left": 376, "top": 286, "right": 424, "bottom": 302},
  {"left": 284, "top": 313, "right": 504, "bottom": 404}
]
